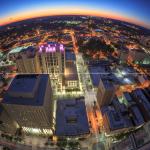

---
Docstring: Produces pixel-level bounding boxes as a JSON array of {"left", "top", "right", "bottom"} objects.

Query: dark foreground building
[
  {"left": 2, "top": 74, "right": 53, "bottom": 135},
  {"left": 55, "top": 97, "right": 90, "bottom": 137}
]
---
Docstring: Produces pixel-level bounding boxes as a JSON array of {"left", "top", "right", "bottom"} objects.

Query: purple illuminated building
[
  {"left": 39, "top": 42, "right": 64, "bottom": 53},
  {"left": 38, "top": 42, "right": 65, "bottom": 90}
]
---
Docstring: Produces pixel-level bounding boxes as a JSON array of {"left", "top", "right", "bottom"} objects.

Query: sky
[{"left": 0, "top": 0, "right": 150, "bottom": 28}]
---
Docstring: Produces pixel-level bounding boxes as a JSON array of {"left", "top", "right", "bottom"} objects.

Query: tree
[
  {"left": 68, "top": 141, "right": 80, "bottom": 150},
  {"left": 81, "top": 37, "right": 114, "bottom": 54},
  {"left": 57, "top": 138, "right": 67, "bottom": 149}
]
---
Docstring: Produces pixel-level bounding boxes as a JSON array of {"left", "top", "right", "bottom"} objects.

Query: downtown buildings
[
  {"left": 9, "top": 42, "right": 65, "bottom": 91},
  {"left": 1, "top": 73, "right": 89, "bottom": 138},
  {"left": 8, "top": 43, "right": 80, "bottom": 92},
  {"left": 2, "top": 74, "right": 54, "bottom": 135}
]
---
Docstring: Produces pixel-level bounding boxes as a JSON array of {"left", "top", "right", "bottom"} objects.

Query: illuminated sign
[{"left": 39, "top": 43, "right": 64, "bottom": 53}]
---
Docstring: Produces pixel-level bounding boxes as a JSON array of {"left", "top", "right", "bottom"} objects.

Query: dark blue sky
[{"left": 0, "top": 0, "right": 150, "bottom": 27}]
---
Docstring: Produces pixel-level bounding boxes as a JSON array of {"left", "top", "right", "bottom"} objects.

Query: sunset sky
[{"left": 0, "top": 0, "right": 150, "bottom": 28}]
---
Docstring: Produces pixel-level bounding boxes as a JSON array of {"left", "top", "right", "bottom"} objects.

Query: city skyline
[
  {"left": 0, "top": 0, "right": 150, "bottom": 29},
  {"left": 0, "top": 2, "right": 150, "bottom": 149}
]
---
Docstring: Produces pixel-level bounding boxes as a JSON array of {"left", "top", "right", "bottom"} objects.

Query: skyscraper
[
  {"left": 2, "top": 74, "right": 53, "bottom": 135},
  {"left": 9, "top": 42, "right": 65, "bottom": 91},
  {"left": 9, "top": 46, "right": 41, "bottom": 73},
  {"left": 38, "top": 42, "right": 65, "bottom": 90},
  {"left": 97, "top": 78, "right": 116, "bottom": 108}
]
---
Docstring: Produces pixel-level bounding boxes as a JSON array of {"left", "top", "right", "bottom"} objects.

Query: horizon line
[{"left": 0, "top": 8, "right": 150, "bottom": 29}]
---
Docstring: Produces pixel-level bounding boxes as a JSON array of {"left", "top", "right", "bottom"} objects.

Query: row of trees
[{"left": 56, "top": 138, "right": 80, "bottom": 150}]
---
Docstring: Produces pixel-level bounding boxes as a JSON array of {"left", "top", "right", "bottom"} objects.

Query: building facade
[
  {"left": 38, "top": 42, "right": 65, "bottom": 90},
  {"left": 2, "top": 74, "right": 53, "bottom": 135},
  {"left": 9, "top": 42, "right": 65, "bottom": 91},
  {"left": 97, "top": 78, "right": 116, "bottom": 108},
  {"left": 9, "top": 46, "right": 41, "bottom": 73},
  {"left": 0, "top": 104, "right": 18, "bottom": 134}
]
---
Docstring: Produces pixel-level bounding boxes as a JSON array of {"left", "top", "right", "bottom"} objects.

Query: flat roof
[
  {"left": 8, "top": 75, "right": 39, "bottom": 94},
  {"left": 65, "top": 62, "right": 78, "bottom": 81},
  {"left": 112, "top": 97, "right": 127, "bottom": 113},
  {"left": 105, "top": 108, "right": 126, "bottom": 130},
  {"left": 133, "top": 89, "right": 150, "bottom": 115},
  {"left": 9, "top": 46, "right": 29, "bottom": 54},
  {"left": 130, "top": 105, "right": 144, "bottom": 126},
  {"left": 102, "top": 78, "right": 114, "bottom": 89},
  {"left": 123, "top": 92, "right": 134, "bottom": 103},
  {"left": 2, "top": 74, "right": 49, "bottom": 106},
  {"left": 55, "top": 98, "right": 90, "bottom": 136},
  {"left": 65, "top": 49, "right": 76, "bottom": 61},
  {"left": 88, "top": 65, "right": 110, "bottom": 87},
  {"left": 102, "top": 106, "right": 132, "bottom": 130}
]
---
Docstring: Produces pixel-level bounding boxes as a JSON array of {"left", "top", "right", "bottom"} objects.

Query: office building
[
  {"left": 38, "top": 42, "right": 65, "bottom": 90},
  {"left": 97, "top": 78, "right": 116, "bottom": 108},
  {"left": 2, "top": 74, "right": 53, "bottom": 135},
  {"left": 9, "top": 42, "right": 65, "bottom": 90},
  {"left": 131, "top": 89, "right": 150, "bottom": 121},
  {"left": 102, "top": 106, "right": 133, "bottom": 135},
  {"left": 9, "top": 46, "right": 41, "bottom": 73},
  {"left": 55, "top": 97, "right": 90, "bottom": 137}
]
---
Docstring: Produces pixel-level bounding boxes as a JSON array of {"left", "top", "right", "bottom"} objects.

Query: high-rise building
[
  {"left": 9, "top": 46, "right": 41, "bottom": 73},
  {"left": 9, "top": 42, "right": 65, "bottom": 90},
  {"left": 2, "top": 74, "right": 53, "bottom": 135},
  {"left": 38, "top": 42, "right": 65, "bottom": 90},
  {"left": 97, "top": 78, "right": 116, "bottom": 108}
]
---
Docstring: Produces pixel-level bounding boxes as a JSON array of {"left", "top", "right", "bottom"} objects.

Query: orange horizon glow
[{"left": 0, "top": 7, "right": 149, "bottom": 29}]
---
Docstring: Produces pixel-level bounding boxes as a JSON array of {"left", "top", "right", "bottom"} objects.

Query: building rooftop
[
  {"left": 130, "top": 105, "right": 144, "bottom": 126},
  {"left": 65, "top": 62, "right": 78, "bottom": 81},
  {"left": 132, "top": 89, "right": 150, "bottom": 115},
  {"left": 2, "top": 74, "right": 50, "bottom": 106},
  {"left": 112, "top": 97, "right": 127, "bottom": 113},
  {"left": 123, "top": 92, "right": 134, "bottom": 103},
  {"left": 65, "top": 49, "right": 76, "bottom": 61},
  {"left": 9, "top": 46, "right": 30, "bottom": 54},
  {"left": 8, "top": 74, "right": 40, "bottom": 98},
  {"left": 130, "top": 49, "right": 145, "bottom": 53},
  {"left": 105, "top": 108, "right": 127, "bottom": 130},
  {"left": 88, "top": 65, "right": 110, "bottom": 87},
  {"left": 9, "top": 46, "right": 36, "bottom": 59},
  {"left": 113, "top": 66, "right": 137, "bottom": 85},
  {"left": 55, "top": 98, "right": 90, "bottom": 137},
  {"left": 102, "top": 104, "right": 133, "bottom": 131},
  {"left": 101, "top": 77, "right": 115, "bottom": 90}
]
